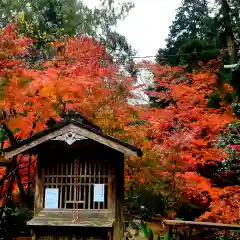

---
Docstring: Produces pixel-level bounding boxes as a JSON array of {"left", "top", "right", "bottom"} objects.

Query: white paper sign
[
  {"left": 44, "top": 188, "right": 59, "bottom": 209},
  {"left": 94, "top": 184, "right": 105, "bottom": 202}
]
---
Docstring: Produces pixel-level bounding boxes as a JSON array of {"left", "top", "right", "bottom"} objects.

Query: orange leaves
[
  {"left": 197, "top": 186, "right": 240, "bottom": 223},
  {"left": 0, "top": 24, "right": 32, "bottom": 58},
  {"left": 223, "top": 83, "right": 233, "bottom": 93},
  {"left": 64, "top": 37, "right": 104, "bottom": 58},
  {"left": 191, "top": 139, "right": 208, "bottom": 147},
  {"left": 38, "top": 84, "right": 57, "bottom": 100},
  {"left": 0, "top": 30, "right": 120, "bottom": 138},
  {"left": 182, "top": 172, "right": 216, "bottom": 207},
  {"left": 50, "top": 40, "right": 63, "bottom": 48},
  {"left": 0, "top": 24, "right": 238, "bottom": 223},
  {"left": 144, "top": 61, "right": 234, "bottom": 157},
  {"left": 0, "top": 167, "right": 6, "bottom": 181},
  {"left": 139, "top": 61, "right": 239, "bottom": 222}
]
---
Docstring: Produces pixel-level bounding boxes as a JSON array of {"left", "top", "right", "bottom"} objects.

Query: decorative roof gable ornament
[
  {"left": 52, "top": 132, "right": 87, "bottom": 145},
  {"left": 2, "top": 120, "right": 143, "bottom": 159}
]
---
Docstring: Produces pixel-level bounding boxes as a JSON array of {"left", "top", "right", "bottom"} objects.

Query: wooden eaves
[{"left": 1, "top": 119, "right": 143, "bottom": 160}]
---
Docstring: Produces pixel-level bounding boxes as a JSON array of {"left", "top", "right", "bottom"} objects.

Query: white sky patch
[
  {"left": 82, "top": 0, "right": 182, "bottom": 57},
  {"left": 83, "top": 0, "right": 216, "bottom": 105},
  {"left": 83, "top": 0, "right": 216, "bottom": 57},
  {"left": 128, "top": 68, "right": 154, "bottom": 105},
  {"left": 82, "top": 0, "right": 182, "bottom": 105},
  {"left": 116, "top": 0, "right": 181, "bottom": 57}
]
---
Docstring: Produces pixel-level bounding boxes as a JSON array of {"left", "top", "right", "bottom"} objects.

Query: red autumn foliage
[
  {"left": 0, "top": 24, "right": 144, "bottom": 203},
  {"left": 137, "top": 62, "right": 239, "bottom": 223},
  {"left": 0, "top": 24, "right": 239, "bottom": 224}
]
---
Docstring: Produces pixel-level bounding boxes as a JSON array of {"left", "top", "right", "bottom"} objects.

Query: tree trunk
[{"left": 219, "top": 0, "right": 237, "bottom": 64}]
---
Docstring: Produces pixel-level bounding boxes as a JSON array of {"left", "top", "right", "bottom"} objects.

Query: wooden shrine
[{"left": 1, "top": 117, "right": 142, "bottom": 240}]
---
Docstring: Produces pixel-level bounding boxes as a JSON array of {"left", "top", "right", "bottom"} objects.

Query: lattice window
[{"left": 43, "top": 158, "right": 111, "bottom": 210}]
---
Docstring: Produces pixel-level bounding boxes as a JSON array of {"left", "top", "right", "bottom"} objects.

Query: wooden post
[
  {"left": 108, "top": 164, "right": 113, "bottom": 210},
  {"left": 168, "top": 226, "right": 173, "bottom": 240},
  {"left": 187, "top": 227, "right": 192, "bottom": 238},
  {"left": 34, "top": 164, "right": 43, "bottom": 215},
  {"left": 113, "top": 153, "right": 124, "bottom": 240},
  {"left": 184, "top": 226, "right": 192, "bottom": 239}
]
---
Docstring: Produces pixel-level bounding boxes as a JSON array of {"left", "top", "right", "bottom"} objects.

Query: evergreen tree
[{"left": 156, "top": 0, "right": 219, "bottom": 68}]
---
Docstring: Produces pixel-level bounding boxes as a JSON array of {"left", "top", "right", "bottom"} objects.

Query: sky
[{"left": 82, "top": 0, "right": 182, "bottom": 57}]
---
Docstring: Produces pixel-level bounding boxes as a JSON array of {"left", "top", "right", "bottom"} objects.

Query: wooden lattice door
[{"left": 43, "top": 158, "right": 112, "bottom": 210}]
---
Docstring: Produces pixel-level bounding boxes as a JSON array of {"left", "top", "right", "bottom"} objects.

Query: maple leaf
[{"left": 0, "top": 24, "right": 238, "bottom": 224}]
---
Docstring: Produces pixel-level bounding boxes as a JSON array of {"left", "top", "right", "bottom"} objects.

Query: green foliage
[
  {"left": 156, "top": 0, "right": 219, "bottom": 68},
  {"left": 0, "top": 0, "right": 135, "bottom": 63},
  {"left": 216, "top": 232, "right": 240, "bottom": 240},
  {"left": 230, "top": 65, "right": 240, "bottom": 95},
  {"left": 164, "top": 232, "right": 169, "bottom": 240},
  {"left": 214, "top": 122, "right": 240, "bottom": 186},
  {"left": 140, "top": 221, "right": 153, "bottom": 240},
  {"left": 231, "top": 102, "right": 240, "bottom": 117},
  {"left": 0, "top": 205, "right": 33, "bottom": 240},
  {"left": 0, "top": 127, "right": 7, "bottom": 142},
  {"left": 178, "top": 39, "right": 219, "bottom": 71},
  {"left": 125, "top": 185, "right": 169, "bottom": 221},
  {"left": 208, "top": 92, "right": 222, "bottom": 108},
  {"left": 215, "top": 0, "right": 240, "bottom": 48}
]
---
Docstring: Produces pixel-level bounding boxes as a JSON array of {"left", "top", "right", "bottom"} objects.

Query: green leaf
[{"left": 140, "top": 221, "right": 153, "bottom": 240}]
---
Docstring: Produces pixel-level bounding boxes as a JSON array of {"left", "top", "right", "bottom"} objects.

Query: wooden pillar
[
  {"left": 187, "top": 227, "right": 192, "bottom": 239},
  {"left": 113, "top": 153, "right": 124, "bottom": 240},
  {"left": 168, "top": 226, "right": 173, "bottom": 240},
  {"left": 34, "top": 164, "right": 43, "bottom": 215}
]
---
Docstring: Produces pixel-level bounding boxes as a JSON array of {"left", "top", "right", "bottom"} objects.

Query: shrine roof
[{"left": 1, "top": 119, "right": 142, "bottom": 159}]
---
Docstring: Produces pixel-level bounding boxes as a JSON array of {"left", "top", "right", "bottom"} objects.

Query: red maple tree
[
  {"left": 137, "top": 61, "right": 240, "bottom": 223},
  {"left": 0, "top": 24, "right": 239, "bottom": 224}
]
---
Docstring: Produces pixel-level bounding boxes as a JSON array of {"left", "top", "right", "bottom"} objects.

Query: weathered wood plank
[
  {"left": 108, "top": 165, "right": 113, "bottom": 210},
  {"left": 113, "top": 154, "right": 124, "bottom": 240},
  {"left": 34, "top": 167, "right": 44, "bottom": 215},
  {"left": 98, "top": 163, "right": 100, "bottom": 210},
  {"left": 27, "top": 210, "right": 115, "bottom": 227},
  {"left": 88, "top": 159, "right": 91, "bottom": 209},
  {"left": 83, "top": 160, "right": 87, "bottom": 209},
  {"left": 59, "top": 163, "right": 63, "bottom": 208},
  {"left": 94, "top": 162, "right": 96, "bottom": 210},
  {"left": 70, "top": 161, "right": 72, "bottom": 202},
  {"left": 64, "top": 163, "right": 68, "bottom": 208}
]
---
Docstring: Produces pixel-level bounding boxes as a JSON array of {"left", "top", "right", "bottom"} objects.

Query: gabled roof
[{"left": 2, "top": 119, "right": 142, "bottom": 159}]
